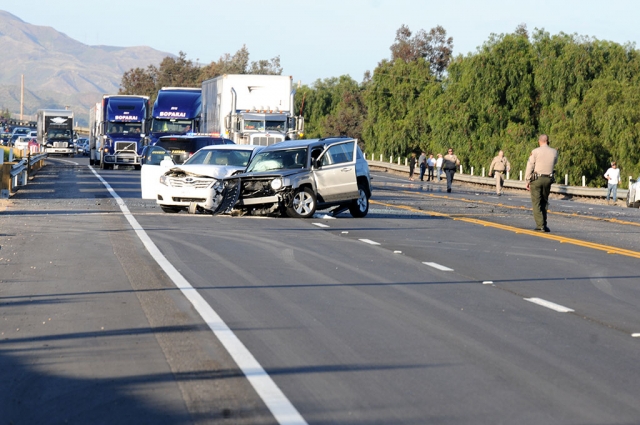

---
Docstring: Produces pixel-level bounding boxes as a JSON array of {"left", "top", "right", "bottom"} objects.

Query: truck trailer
[
  {"left": 201, "top": 74, "right": 304, "bottom": 146},
  {"left": 88, "top": 102, "right": 100, "bottom": 166},
  {"left": 36, "top": 109, "right": 75, "bottom": 156},
  {"left": 149, "top": 87, "right": 201, "bottom": 145},
  {"left": 91, "top": 95, "right": 149, "bottom": 169}
]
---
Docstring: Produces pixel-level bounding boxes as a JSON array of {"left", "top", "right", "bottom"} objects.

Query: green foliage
[
  {"left": 363, "top": 24, "right": 640, "bottom": 185},
  {"left": 296, "top": 76, "right": 366, "bottom": 142},
  {"left": 119, "top": 48, "right": 282, "bottom": 104}
]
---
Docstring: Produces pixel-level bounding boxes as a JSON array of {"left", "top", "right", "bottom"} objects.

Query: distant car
[
  {"left": 10, "top": 127, "right": 32, "bottom": 145},
  {"left": 75, "top": 138, "right": 89, "bottom": 154},
  {"left": 13, "top": 136, "right": 30, "bottom": 151},
  {"left": 29, "top": 130, "right": 37, "bottom": 138},
  {"left": 626, "top": 176, "right": 640, "bottom": 208},
  {"left": 141, "top": 144, "right": 263, "bottom": 213},
  {"left": 154, "top": 134, "right": 234, "bottom": 165},
  {"left": 210, "top": 137, "right": 372, "bottom": 218},
  {"left": 0, "top": 130, "right": 11, "bottom": 146}
]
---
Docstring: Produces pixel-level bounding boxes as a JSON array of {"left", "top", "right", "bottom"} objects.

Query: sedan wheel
[{"left": 286, "top": 187, "right": 317, "bottom": 218}]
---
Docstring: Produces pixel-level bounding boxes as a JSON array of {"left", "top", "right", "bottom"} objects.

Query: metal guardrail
[
  {"left": 1, "top": 151, "right": 48, "bottom": 198},
  {"left": 367, "top": 160, "right": 628, "bottom": 200},
  {"left": 10, "top": 158, "right": 27, "bottom": 178}
]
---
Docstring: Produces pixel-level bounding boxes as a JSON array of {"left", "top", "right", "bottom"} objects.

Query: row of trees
[
  {"left": 119, "top": 46, "right": 282, "bottom": 103},
  {"left": 120, "top": 25, "right": 640, "bottom": 187}
]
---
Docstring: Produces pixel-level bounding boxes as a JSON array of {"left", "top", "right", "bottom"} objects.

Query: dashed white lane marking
[
  {"left": 482, "top": 281, "right": 494, "bottom": 285},
  {"left": 524, "top": 297, "right": 574, "bottom": 313},
  {"left": 422, "top": 262, "right": 454, "bottom": 271},
  {"left": 312, "top": 223, "right": 330, "bottom": 228},
  {"left": 89, "top": 167, "right": 307, "bottom": 425},
  {"left": 632, "top": 333, "right": 640, "bottom": 338},
  {"left": 341, "top": 231, "right": 349, "bottom": 234},
  {"left": 394, "top": 250, "right": 402, "bottom": 254},
  {"left": 359, "top": 239, "right": 381, "bottom": 245}
]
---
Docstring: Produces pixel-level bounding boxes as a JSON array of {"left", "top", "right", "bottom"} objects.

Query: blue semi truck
[
  {"left": 149, "top": 87, "right": 201, "bottom": 145},
  {"left": 89, "top": 95, "right": 149, "bottom": 169}
]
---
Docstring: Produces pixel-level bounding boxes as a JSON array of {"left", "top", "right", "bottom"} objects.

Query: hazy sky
[{"left": 2, "top": 0, "right": 640, "bottom": 85}]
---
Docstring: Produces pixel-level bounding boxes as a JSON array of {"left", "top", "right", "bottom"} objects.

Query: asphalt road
[{"left": 1, "top": 157, "right": 640, "bottom": 424}]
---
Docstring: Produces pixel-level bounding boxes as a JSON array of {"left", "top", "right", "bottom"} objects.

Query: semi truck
[
  {"left": 201, "top": 74, "right": 304, "bottom": 146},
  {"left": 149, "top": 87, "right": 201, "bottom": 145},
  {"left": 36, "top": 109, "right": 75, "bottom": 156},
  {"left": 89, "top": 95, "right": 149, "bottom": 169}
]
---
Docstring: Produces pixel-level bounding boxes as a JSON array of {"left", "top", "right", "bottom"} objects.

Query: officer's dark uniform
[{"left": 525, "top": 137, "right": 558, "bottom": 232}]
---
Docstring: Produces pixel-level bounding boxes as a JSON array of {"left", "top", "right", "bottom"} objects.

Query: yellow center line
[
  {"left": 390, "top": 189, "right": 640, "bottom": 227},
  {"left": 370, "top": 199, "right": 640, "bottom": 259}
]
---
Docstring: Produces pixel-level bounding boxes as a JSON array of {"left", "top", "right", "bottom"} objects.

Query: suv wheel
[
  {"left": 287, "top": 187, "right": 317, "bottom": 218},
  {"left": 349, "top": 184, "right": 370, "bottom": 218}
]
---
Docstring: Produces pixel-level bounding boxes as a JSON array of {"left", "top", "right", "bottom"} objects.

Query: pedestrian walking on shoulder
[
  {"left": 427, "top": 154, "right": 436, "bottom": 181},
  {"left": 525, "top": 134, "right": 558, "bottom": 232},
  {"left": 489, "top": 150, "right": 511, "bottom": 196},
  {"left": 604, "top": 161, "right": 620, "bottom": 205},
  {"left": 418, "top": 151, "right": 427, "bottom": 181},
  {"left": 436, "top": 153, "right": 443, "bottom": 181},
  {"left": 442, "top": 148, "right": 460, "bottom": 193},
  {"left": 409, "top": 153, "right": 417, "bottom": 181}
]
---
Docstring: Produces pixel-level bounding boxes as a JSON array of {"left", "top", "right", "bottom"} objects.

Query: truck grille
[
  {"left": 252, "top": 136, "right": 283, "bottom": 146},
  {"left": 115, "top": 141, "right": 137, "bottom": 152},
  {"left": 53, "top": 142, "right": 69, "bottom": 148}
]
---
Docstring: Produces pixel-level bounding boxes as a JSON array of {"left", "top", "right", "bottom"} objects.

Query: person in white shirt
[
  {"left": 604, "top": 161, "right": 621, "bottom": 205},
  {"left": 435, "top": 153, "right": 444, "bottom": 181}
]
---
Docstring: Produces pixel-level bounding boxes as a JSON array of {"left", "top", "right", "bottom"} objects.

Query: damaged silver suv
[{"left": 211, "top": 137, "right": 372, "bottom": 218}]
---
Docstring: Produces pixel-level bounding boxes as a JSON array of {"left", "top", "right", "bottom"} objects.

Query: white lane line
[
  {"left": 359, "top": 239, "right": 381, "bottom": 245},
  {"left": 422, "top": 262, "right": 454, "bottom": 271},
  {"left": 89, "top": 167, "right": 307, "bottom": 425},
  {"left": 524, "top": 297, "right": 574, "bottom": 313},
  {"left": 632, "top": 333, "right": 640, "bottom": 338},
  {"left": 482, "top": 281, "right": 494, "bottom": 285},
  {"left": 312, "top": 223, "right": 330, "bottom": 228}
]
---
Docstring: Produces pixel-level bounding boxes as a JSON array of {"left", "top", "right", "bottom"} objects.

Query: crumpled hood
[
  {"left": 232, "top": 168, "right": 304, "bottom": 180},
  {"left": 165, "top": 164, "right": 246, "bottom": 179}
]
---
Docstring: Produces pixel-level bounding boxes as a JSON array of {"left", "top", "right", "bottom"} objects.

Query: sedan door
[
  {"left": 140, "top": 146, "right": 175, "bottom": 199},
  {"left": 313, "top": 140, "right": 359, "bottom": 202}
]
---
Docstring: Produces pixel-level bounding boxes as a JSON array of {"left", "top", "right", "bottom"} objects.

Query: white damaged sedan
[{"left": 154, "top": 144, "right": 263, "bottom": 213}]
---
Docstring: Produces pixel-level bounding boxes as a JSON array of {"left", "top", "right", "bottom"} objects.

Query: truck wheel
[
  {"left": 286, "top": 187, "right": 316, "bottom": 218},
  {"left": 349, "top": 184, "right": 370, "bottom": 218}
]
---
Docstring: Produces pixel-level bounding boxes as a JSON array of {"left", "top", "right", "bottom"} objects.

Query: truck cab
[
  {"left": 98, "top": 95, "right": 149, "bottom": 170},
  {"left": 149, "top": 87, "right": 201, "bottom": 145}
]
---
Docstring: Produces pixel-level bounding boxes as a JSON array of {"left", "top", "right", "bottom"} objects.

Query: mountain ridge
[{"left": 0, "top": 10, "right": 174, "bottom": 125}]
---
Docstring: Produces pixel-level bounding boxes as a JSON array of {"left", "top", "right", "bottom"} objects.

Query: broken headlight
[{"left": 159, "top": 175, "right": 169, "bottom": 186}]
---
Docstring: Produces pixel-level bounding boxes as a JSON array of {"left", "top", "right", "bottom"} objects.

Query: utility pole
[{"left": 20, "top": 74, "right": 24, "bottom": 121}]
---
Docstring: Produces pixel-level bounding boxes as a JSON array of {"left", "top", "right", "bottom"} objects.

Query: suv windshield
[
  {"left": 185, "top": 149, "right": 253, "bottom": 167},
  {"left": 246, "top": 148, "right": 308, "bottom": 172}
]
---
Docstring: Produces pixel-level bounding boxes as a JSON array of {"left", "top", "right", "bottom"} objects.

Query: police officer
[
  {"left": 525, "top": 134, "right": 558, "bottom": 232},
  {"left": 489, "top": 150, "right": 511, "bottom": 196}
]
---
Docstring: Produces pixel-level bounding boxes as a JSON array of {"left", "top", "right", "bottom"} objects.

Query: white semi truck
[
  {"left": 36, "top": 109, "right": 75, "bottom": 156},
  {"left": 201, "top": 74, "right": 304, "bottom": 145},
  {"left": 88, "top": 102, "right": 103, "bottom": 166}
]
